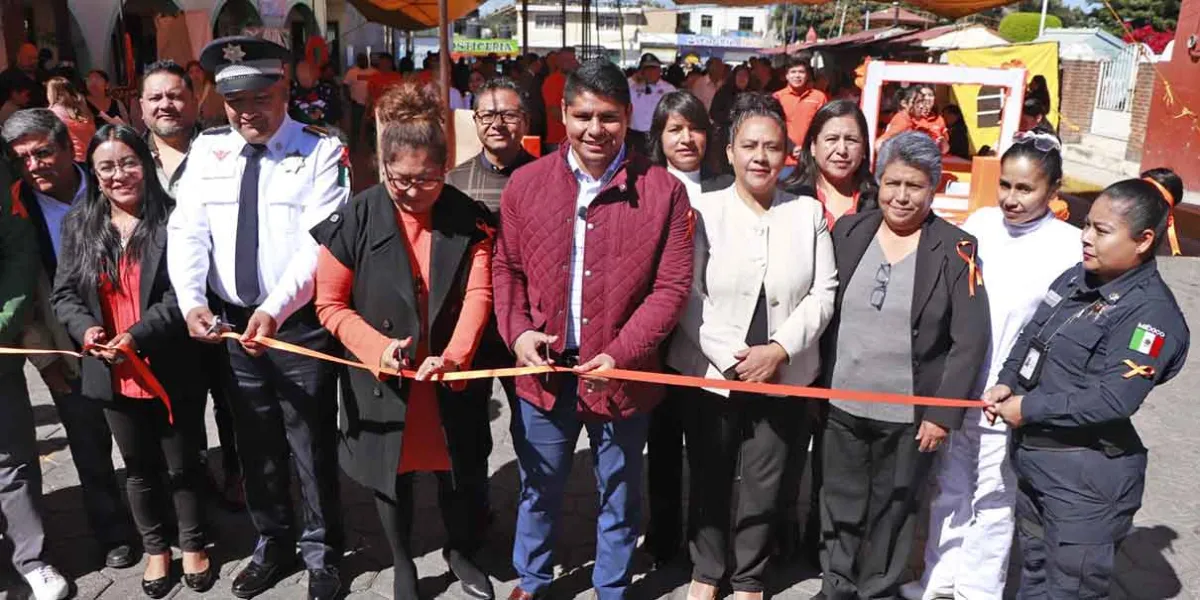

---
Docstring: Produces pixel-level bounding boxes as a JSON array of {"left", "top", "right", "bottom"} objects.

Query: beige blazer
[{"left": 667, "top": 186, "right": 837, "bottom": 396}]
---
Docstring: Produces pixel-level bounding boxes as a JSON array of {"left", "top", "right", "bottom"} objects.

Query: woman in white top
[
  {"left": 906, "top": 131, "right": 1081, "bottom": 600},
  {"left": 642, "top": 89, "right": 722, "bottom": 567},
  {"left": 667, "top": 92, "right": 837, "bottom": 600}
]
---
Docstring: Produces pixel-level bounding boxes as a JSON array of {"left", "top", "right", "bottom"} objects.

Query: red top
[
  {"left": 98, "top": 257, "right": 153, "bottom": 399},
  {"left": 912, "top": 114, "right": 949, "bottom": 146},
  {"left": 542, "top": 72, "right": 567, "bottom": 144},
  {"left": 774, "top": 86, "right": 829, "bottom": 166},
  {"left": 315, "top": 206, "right": 493, "bottom": 474},
  {"left": 816, "top": 187, "right": 859, "bottom": 230},
  {"left": 878, "top": 110, "right": 914, "bottom": 146},
  {"left": 367, "top": 71, "right": 405, "bottom": 107}
]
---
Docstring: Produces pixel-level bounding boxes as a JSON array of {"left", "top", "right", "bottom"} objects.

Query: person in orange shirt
[
  {"left": 361, "top": 54, "right": 404, "bottom": 149},
  {"left": 773, "top": 53, "right": 828, "bottom": 166},
  {"left": 911, "top": 85, "right": 949, "bottom": 154},
  {"left": 541, "top": 47, "right": 578, "bottom": 149},
  {"left": 312, "top": 82, "right": 496, "bottom": 600}
]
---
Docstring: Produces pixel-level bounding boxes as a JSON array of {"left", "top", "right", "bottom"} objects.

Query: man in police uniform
[
  {"left": 166, "top": 37, "right": 349, "bottom": 600},
  {"left": 626, "top": 53, "right": 674, "bottom": 155}
]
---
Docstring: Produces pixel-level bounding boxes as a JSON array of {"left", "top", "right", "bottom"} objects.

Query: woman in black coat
[
  {"left": 310, "top": 82, "right": 495, "bottom": 600},
  {"left": 817, "top": 131, "right": 990, "bottom": 600},
  {"left": 51, "top": 125, "right": 212, "bottom": 598}
]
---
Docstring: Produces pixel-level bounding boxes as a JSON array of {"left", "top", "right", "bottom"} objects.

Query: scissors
[{"left": 205, "top": 316, "right": 233, "bottom": 337}]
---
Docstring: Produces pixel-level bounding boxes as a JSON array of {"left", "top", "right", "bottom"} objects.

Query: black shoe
[
  {"left": 641, "top": 535, "right": 681, "bottom": 569},
  {"left": 444, "top": 550, "right": 494, "bottom": 599},
  {"left": 183, "top": 562, "right": 217, "bottom": 592},
  {"left": 307, "top": 567, "right": 341, "bottom": 600},
  {"left": 141, "top": 576, "right": 172, "bottom": 599},
  {"left": 106, "top": 544, "right": 140, "bottom": 569},
  {"left": 232, "top": 560, "right": 290, "bottom": 599}
]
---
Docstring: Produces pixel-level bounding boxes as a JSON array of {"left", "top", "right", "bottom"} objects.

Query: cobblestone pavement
[{"left": 1, "top": 259, "right": 1198, "bottom": 600}]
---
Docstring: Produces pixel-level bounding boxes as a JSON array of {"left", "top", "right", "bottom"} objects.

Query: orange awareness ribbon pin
[
  {"left": 956, "top": 240, "right": 983, "bottom": 297},
  {"left": 219, "top": 333, "right": 983, "bottom": 409},
  {"left": 1121, "top": 359, "right": 1156, "bottom": 380},
  {"left": 0, "top": 344, "right": 173, "bottom": 423}
]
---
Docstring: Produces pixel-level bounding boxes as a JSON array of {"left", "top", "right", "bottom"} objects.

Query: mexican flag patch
[{"left": 1129, "top": 323, "right": 1165, "bottom": 357}]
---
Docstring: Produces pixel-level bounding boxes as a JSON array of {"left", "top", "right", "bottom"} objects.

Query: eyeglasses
[
  {"left": 14, "top": 146, "right": 57, "bottom": 167},
  {"left": 869, "top": 262, "right": 891, "bottom": 311},
  {"left": 94, "top": 158, "right": 144, "bottom": 180},
  {"left": 382, "top": 163, "right": 443, "bottom": 191},
  {"left": 473, "top": 111, "right": 525, "bottom": 126},
  {"left": 1014, "top": 131, "right": 1060, "bottom": 153}
]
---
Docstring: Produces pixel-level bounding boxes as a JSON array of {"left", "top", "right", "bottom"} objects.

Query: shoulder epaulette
[
  {"left": 201, "top": 125, "right": 231, "bottom": 136},
  {"left": 303, "top": 124, "right": 331, "bottom": 137}
]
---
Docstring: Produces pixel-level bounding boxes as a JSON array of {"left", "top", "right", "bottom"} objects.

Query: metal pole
[
  {"left": 522, "top": 0, "right": 530, "bottom": 54},
  {"left": 562, "top": 0, "right": 568, "bottom": 49},
  {"left": 1038, "top": 0, "right": 1050, "bottom": 37},
  {"left": 439, "top": 0, "right": 454, "bottom": 165},
  {"left": 838, "top": 2, "right": 848, "bottom": 37}
]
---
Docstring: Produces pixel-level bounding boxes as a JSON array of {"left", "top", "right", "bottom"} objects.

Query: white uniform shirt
[
  {"left": 167, "top": 116, "right": 350, "bottom": 322},
  {"left": 963, "top": 207, "right": 1081, "bottom": 393},
  {"left": 629, "top": 78, "right": 676, "bottom": 133},
  {"left": 33, "top": 164, "right": 88, "bottom": 258},
  {"left": 564, "top": 144, "right": 626, "bottom": 350}
]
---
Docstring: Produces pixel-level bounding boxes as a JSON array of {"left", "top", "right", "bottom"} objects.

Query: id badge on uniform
[{"left": 1019, "top": 338, "right": 1048, "bottom": 388}]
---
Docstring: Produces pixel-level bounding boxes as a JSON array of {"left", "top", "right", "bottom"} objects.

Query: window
[
  {"left": 976, "top": 86, "right": 1003, "bottom": 128},
  {"left": 534, "top": 14, "right": 563, "bottom": 29},
  {"left": 738, "top": 16, "right": 754, "bottom": 32},
  {"left": 700, "top": 14, "right": 713, "bottom": 34},
  {"left": 598, "top": 14, "right": 621, "bottom": 30},
  {"left": 676, "top": 13, "right": 691, "bottom": 33}
]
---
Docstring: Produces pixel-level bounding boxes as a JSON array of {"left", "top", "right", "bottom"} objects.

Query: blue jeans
[{"left": 511, "top": 379, "right": 649, "bottom": 599}]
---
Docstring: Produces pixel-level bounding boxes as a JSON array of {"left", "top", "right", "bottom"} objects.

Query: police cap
[{"left": 200, "top": 36, "right": 290, "bottom": 96}]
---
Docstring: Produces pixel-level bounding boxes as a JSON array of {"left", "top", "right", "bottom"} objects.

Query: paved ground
[{"left": 1, "top": 258, "right": 1199, "bottom": 600}]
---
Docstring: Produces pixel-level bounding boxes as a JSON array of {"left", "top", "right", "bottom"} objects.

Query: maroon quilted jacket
[{"left": 493, "top": 145, "right": 694, "bottom": 420}]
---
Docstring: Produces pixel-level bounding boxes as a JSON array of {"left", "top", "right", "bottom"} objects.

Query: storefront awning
[
  {"left": 672, "top": 0, "right": 1019, "bottom": 19},
  {"left": 346, "top": 0, "right": 481, "bottom": 30}
]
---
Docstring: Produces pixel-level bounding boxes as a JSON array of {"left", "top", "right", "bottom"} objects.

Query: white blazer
[{"left": 666, "top": 186, "right": 838, "bottom": 396}]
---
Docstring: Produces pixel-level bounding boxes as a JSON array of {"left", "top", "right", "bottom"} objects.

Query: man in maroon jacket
[{"left": 493, "top": 59, "right": 693, "bottom": 600}]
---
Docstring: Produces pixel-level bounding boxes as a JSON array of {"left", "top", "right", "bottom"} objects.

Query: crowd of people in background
[{"left": 0, "top": 33, "right": 1190, "bottom": 600}]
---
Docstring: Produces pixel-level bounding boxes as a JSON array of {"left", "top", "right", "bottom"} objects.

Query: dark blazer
[
  {"left": 820, "top": 211, "right": 990, "bottom": 429},
  {"left": 16, "top": 163, "right": 91, "bottom": 280},
  {"left": 49, "top": 220, "right": 202, "bottom": 404},
  {"left": 310, "top": 183, "right": 493, "bottom": 500}
]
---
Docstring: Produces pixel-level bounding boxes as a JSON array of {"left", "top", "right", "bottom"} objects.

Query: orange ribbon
[
  {"left": 1121, "top": 359, "right": 1156, "bottom": 380},
  {"left": 956, "top": 240, "right": 983, "bottom": 297},
  {"left": 1142, "top": 177, "right": 1182, "bottom": 256},
  {"left": 0, "top": 344, "right": 173, "bottom": 423},
  {"left": 219, "top": 333, "right": 983, "bottom": 409}
]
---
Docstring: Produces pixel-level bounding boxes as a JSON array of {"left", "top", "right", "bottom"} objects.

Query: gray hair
[
  {"left": 1, "top": 108, "right": 70, "bottom": 150},
  {"left": 472, "top": 76, "right": 529, "bottom": 114},
  {"left": 876, "top": 131, "right": 942, "bottom": 188}
]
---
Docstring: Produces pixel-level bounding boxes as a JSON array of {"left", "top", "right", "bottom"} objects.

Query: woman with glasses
[
  {"left": 666, "top": 93, "right": 837, "bottom": 600},
  {"left": 50, "top": 125, "right": 213, "bottom": 598},
  {"left": 311, "top": 82, "right": 496, "bottom": 600},
  {"left": 817, "top": 131, "right": 990, "bottom": 600},
  {"left": 904, "top": 131, "right": 1080, "bottom": 600}
]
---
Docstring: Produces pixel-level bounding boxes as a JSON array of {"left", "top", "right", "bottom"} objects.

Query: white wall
[{"left": 677, "top": 5, "right": 768, "bottom": 36}]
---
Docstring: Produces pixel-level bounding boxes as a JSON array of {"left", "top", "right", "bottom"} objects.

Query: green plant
[{"left": 998, "top": 12, "right": 1062, "bottom": 42}]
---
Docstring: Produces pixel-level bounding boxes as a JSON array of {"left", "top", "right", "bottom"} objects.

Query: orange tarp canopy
[
  {"left": 346, "top": 0, "right": 480, "bottom": 29},
  {"left": 673, "top": 0, "right": 1016, "bottom": 19}
]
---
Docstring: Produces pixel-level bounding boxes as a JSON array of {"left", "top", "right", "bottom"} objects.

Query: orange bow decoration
[
  {"left": 956, "top": 240, "right": 983, "bottom": 297},
  {"left": 1121, "top": 359, "right": 1156, "bottom": 380},
  {"left": 1142, "top": 177, "right": 1181, "bottom": 256}
]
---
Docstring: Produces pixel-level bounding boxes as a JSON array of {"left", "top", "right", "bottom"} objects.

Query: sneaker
[{"left": 23, "top": 565, "right": 69, "bottom": 600}]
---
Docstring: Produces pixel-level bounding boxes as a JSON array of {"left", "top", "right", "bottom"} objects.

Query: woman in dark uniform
[{"left": 985, "top": 169, "right": 1190, "bottom": 599}]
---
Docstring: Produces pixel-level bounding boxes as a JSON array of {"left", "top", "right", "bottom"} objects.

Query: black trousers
[
  {"left": 684, "top": 388, "right": 801, "bottom": 592},
  {"left": 778, "top": 401, "right": 828, "bottom": 555},
  {"left": 103, "top": 394, "right": 206, "bottom": 554},
  {"left": 645, "top": 391, "right": 685, "bottom": 558},
  {"left": 375, "top": 469, "right": 489, "bottom": 599},
  {"left": 820, "top": 407, "right": 935, "bottom": 600},
  {"left": 222, "top": 305, "right": 342, "bottom": 569}
]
